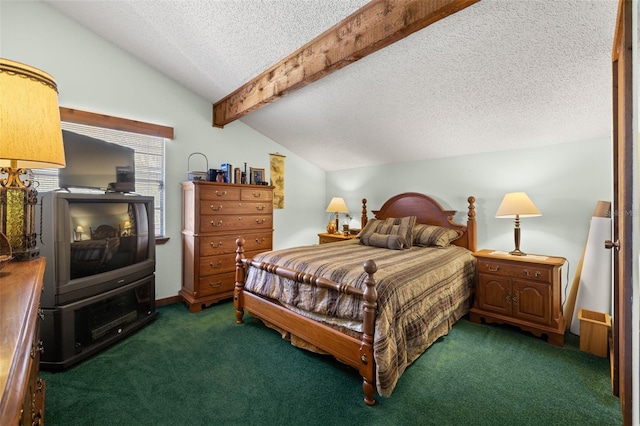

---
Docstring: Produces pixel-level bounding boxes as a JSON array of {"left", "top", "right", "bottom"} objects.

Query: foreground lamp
[
  {"left": 0, "top": 58, "right": 66, "bottom": 260},
  {"left": 326, "top": 197, "right": 349, "bottom": 235},
  {"left": 495, "top": 192, "right": 541, "bottom": 256}
]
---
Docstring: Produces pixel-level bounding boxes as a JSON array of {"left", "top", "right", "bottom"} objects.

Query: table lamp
[
  {"left": 326, "top": 197, "right": 349, "bottom": 235},
  {"left": 0, "top": 58, "right": 66, "bottom": 260},
  {"left": 75, "top": 226, "right": 84, "bottom": 242},
  {"left": 495, "top": 192, "right": 541, "bottom": 256}
]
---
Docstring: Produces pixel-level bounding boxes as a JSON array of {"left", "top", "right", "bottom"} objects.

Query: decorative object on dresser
[
  {"left": 187, "top": 152, "right": 208, "bottom": 181},
  {"left": 235, "top": 193, "right": 477, "bottom": 405},
  {"left": 469, "top": 249, "right": 566, "bottom": 346},
  {"left": 0, "top": 258, "right": 46, "bottom": 425},
  {"left": 249, "top": 167, "right": 265, "bottom": 185},
  {"left": 0, "top": 58, "right": 66, "bottom": 261},
  {"left": 181, "top": 181, "right": 273, "bottom": 312},
  {"left": 318, "top": 232, "right": 357, "bottom": 244},
  {"left": 325, "top": 197, "right": 349, "bottom": 235},
  {"left": 495, "top": 192, "right": 541, "bottom": 256}
]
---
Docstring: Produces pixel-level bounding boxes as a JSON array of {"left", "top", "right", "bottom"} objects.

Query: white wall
[
  {"left": 1, "top": 0, "right": 326, "bottom": 299},
  {"left": 2, "top": 0, "right": 615, "bottom": 307},
  {"left": 326, "top": 137, "right": 613, "bottom": 303}
]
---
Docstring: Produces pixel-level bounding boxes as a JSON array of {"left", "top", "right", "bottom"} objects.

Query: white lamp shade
[
  {"left": 495, "top": 192, "right": 541, "bottom": 218},
  {"left": 326, "top": 197, "right": 349, "bottom": 213},
  {"left": 75, "top": 226, "right": 84, "bottom": 233},
  {"left": 0, "top": 58, "right": 66, "bottom": 169}
]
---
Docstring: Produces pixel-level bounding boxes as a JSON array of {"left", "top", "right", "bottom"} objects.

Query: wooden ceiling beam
[{"left": 212, "top": 0, "right": 480, "bottom": 128}]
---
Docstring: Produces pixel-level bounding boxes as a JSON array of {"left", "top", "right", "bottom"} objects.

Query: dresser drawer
[
  {"left": 199, "top": 234, "right": 245, "bottom": 256},
  {"left": 198, "top": 249, "right": 267, "bottom": 276},
  {"left": 241, "top": 188, "right": 273, "bottom": 201},
  {"left": 199, "top": 232, "right": 272, "bottom": 256},
  {"left": 198, "top": 186, "right": 241, "bottom": 201},
  {"left": 477, "top": 258, "right": 551, "bottom": 283},
  {"left": 197, "top": 271, "right": 236, "bottom": 297},
  {"left": 199, "top": 214, "right": 273, "bottom": 232},
  {"left": 199, "top": 200, "right": 273, "bottom": 215}
]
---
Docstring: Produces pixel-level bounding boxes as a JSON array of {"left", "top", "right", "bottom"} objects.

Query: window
[{"left": 33, "top": 108, "right": 173, "bottom": 238}]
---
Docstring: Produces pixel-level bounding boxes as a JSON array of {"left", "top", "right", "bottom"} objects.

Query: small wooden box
[{"left": 578, "top": 309, "right": 611, "bottom": 357}]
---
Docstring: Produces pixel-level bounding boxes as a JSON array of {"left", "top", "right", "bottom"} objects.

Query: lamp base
[
  {"left": 509, "top": 249, "right": 526, "bottom": 256},
  {"left": 13, "top": 246, "right": 40, "bottom": 262}
]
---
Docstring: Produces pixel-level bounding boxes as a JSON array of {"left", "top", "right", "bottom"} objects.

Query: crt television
[{"left": 39, "top": 191, "right": 155, "bottom": 308}]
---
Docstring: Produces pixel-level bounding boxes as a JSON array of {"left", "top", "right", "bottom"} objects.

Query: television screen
[
  {"left": 68, "top": 200, "right": 149, "bottom": 279},
  {"left": 59, "top": 130, "right": 135, "bottom": 192}
]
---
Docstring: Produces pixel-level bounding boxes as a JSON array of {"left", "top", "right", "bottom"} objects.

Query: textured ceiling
[{"left": 44, "top": 0, "right": 620, "bottom": 171}]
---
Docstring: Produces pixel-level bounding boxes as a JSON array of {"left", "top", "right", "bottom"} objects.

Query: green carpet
[{"left": 41, "top": 301, "right": 622, "bottom": 425}]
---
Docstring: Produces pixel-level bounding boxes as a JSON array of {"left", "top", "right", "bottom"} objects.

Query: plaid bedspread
[{"left": 243, "top": 239, "right": 476, "bottom": 397}]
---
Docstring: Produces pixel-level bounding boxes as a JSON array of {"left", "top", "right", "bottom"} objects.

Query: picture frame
[{"left": 250, "top": 167, "right": 265, "bottom": 185}]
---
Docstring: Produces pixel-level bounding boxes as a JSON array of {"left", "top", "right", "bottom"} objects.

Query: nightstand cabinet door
[
  {"left": 477, "top": 274, "right": 511, "bottom": 315},
  {"left": 470, "top": 249, "right": 565, "bottom": 346},
  {"left": 512, "top": 279, "right": 551, "bottom": 326}
]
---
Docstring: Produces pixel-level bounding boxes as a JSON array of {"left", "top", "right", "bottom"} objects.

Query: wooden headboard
[{"left": 360, "top": 192, "right": 476, "bottom": 251}]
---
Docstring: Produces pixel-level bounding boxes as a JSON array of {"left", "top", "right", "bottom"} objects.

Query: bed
[
  {"left": 234, "top": 192, "right": 477, "bottom": 405},
  {"left": 70, "top": 224, "right": 121, "bottom": 275}
]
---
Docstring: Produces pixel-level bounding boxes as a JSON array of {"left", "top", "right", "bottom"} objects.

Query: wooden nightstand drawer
[{"left": 477, "top": 259, "right": 552, "bottom": 283}]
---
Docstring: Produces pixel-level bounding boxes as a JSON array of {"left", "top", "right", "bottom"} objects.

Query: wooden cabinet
[
  {"left": 0, "top": 258, "right": 46, "bottom": 425},
  {"left": 469, "top": 249, "right": 566, "bottom": 346},
  {"left": 181, "top": 181, "right": 273, "bottom": 312},
  {"left": 318, "top": 232, "right": 357, "bottom": 244}
]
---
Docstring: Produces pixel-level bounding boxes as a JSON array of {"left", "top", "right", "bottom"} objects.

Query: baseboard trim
[{"left": 156, "top": 295, "right": 182, "bottom": 307}]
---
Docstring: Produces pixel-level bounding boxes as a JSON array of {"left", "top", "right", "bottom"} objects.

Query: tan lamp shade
[
  {"left": 75, "top": 226, "right": 84, "bottom": 233},
  {"left": 0, "top": 58, "right": 66, "bottom": 170},
  {"left": 326, "top": 197, "right": 349, "bottom": 214},
  {"left": 495, "top": 192, "right": 541, "bottom": 218}
]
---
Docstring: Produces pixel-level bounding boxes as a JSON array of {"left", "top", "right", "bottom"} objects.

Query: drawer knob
[
  {"left": 523, "top": 269, "right": 540, "bottom": 277},
  {"left": 252, "top": 192, "right": 262, "bottom": 198},
  {"left": 209, "top": 241, "right": 223, "bottom": 247},
  {"left": 256, "top": 205, "right": 265, "bottom": 211},
  {"left": 209, "top": 261, "right": 222, "bottom": 269},
  {"left": 30, "top": 340, "right": 45, "bottom": 358},
  {"left": 255, "top": 237, "right": 265, "bottom": 244},
  {"left": 256, "top": 218, "right": 266, "bottom": 224},
  {"left": 215, "top": 190, "right": 227, "bottom": 196},
  {"left": 210, "top": 204, "right": 222, "bottom": 211},
  {"left": 210, "top": 220, "right": 223, "bottom": 227},
  {"left": 485, "top": 263, "right": 500, "bottom": 272},
  {"left": 209, "top": 281, "right": 222, "bottom": 288}
]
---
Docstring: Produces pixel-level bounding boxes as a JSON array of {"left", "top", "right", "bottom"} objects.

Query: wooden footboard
[{"left": 234, "top": 238, "right": 379, "bottom": 406}]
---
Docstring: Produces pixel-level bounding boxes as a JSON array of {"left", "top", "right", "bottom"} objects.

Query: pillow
[
  {"left": 359, "top": 216, "right": 416, "bottom": 249},
  {"left": 412, "top": 223, "right": 463, "bottom": 248},
  {"left": 363, "top": 232, "right": 406, "bottom": 250}
]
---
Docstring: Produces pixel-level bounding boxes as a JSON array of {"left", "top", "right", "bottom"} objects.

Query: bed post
[
  {"left": 466, "top": 196, "right": 477, "bottom": 252},
  {"left": 234, "top": 237, "right": 246, "bottom": 324},
  {"left": 361, "top": 198, "right": 368, "bottom": 229},
  {"left": 360, "top": 259, "right": 377, "bottom": 406}
]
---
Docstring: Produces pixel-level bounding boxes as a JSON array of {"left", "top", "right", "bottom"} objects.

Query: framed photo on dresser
[{"left": 250, "top": 167, "right": 265, "bottom": 185}]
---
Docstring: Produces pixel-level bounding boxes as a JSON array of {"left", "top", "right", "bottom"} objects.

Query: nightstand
[
  {"left": 469, "top": 249, "right": 566, "bottom": 346},
  {"left": 318, "top": 232, "right": 357, "bottom": 244}
]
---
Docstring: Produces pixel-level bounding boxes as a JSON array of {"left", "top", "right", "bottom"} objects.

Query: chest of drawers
[
  {"left": 469, "top": 249, "right": 566, "bottom": 346},
  {"left": 181, "top": 181, "right": 273, "bottom": 312}
]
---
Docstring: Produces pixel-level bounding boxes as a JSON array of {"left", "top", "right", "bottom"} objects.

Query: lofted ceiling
[{"left": 44, "top": 0, "right": 620, "bottom": 171}]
